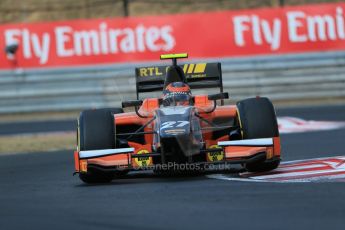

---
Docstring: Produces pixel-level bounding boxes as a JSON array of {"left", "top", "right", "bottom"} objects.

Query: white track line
[{"left": 207, "top": 156, "right": 345, "bottom": 183}]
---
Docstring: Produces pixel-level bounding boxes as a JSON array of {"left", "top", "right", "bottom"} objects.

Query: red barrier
[{"left": 1, "top": 3, "right": 345, "bottom": 69}]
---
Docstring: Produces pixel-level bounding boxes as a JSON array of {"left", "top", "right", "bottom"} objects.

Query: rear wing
[{"left": 135, "top": 63, "right": 223, "bottom": 99}]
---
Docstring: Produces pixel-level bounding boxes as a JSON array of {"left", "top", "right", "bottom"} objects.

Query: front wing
[{"left": 74, "top": 137, "right": 281, "bottom": 173}]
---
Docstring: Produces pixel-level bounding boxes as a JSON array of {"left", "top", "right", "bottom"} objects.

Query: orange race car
[{"left": 74, "top": 53, "right": 281, "bottom": 183}]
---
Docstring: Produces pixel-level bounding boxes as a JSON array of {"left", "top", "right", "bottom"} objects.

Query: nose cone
[
  {"left": 160, "top": 121, "right": 190, "bottom": 138},
  {"left": 156, "top": 106, "right": 201, "bottom": 160}
]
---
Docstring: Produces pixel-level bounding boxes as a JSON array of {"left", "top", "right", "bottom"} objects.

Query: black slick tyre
[
  {"left": 236, "top": 97, "right": 280, "bottom": 172},
  {"left": 78, "top": 108, "right": 123, "bottom": 183}
]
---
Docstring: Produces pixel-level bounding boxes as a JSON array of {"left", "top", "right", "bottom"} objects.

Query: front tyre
[
  {"left": 78, "top": 108, "right": 123, "bottom": 184},
  {"left": 236, "top": 97, "right": 280, "bottom": 172}
]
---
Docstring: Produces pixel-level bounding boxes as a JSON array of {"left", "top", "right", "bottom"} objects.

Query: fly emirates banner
[{"left": 1, "top": 3, "right": 345, "bottom": 69}]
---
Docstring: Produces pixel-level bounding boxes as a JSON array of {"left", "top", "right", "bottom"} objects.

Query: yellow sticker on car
[
  {"left": 183, "top": 63, "right": 207, "bottom": 75},
  {"left": 139, "top": 67, "right": 164, "bottom": 77},
  {"left": 207, "top": 145, "right": 224, "bottom": 162},
  {"left": 194, "top": 63, "right": 206, "bottom": 73},
  {"left": 134, "top": 149, "right": 152, "bottom": 167}
]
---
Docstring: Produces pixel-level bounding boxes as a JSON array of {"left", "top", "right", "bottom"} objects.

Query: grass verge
[{"left": 0, "top": 132, "right": 75, "bottom": 155}]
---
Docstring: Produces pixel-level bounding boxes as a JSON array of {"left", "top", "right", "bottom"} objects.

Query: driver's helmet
[{"left": 162, "top": 82, "right": 192, "bottom": 106}]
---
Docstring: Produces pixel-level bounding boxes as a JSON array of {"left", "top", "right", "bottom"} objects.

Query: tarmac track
[{"left": 0, "top": 105, "right": 344, "bottom": 230}]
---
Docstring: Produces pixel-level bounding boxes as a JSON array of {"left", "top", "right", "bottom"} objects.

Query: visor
[{"left": 163, "top": 93, "right": 191, "bottom": 106}]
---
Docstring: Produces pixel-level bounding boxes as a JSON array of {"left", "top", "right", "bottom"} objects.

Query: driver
[{"left": 162, "top": 82, "right": 192, "bottom": 106}]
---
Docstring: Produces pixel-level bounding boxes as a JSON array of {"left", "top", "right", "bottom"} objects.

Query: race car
[{"left": 74, "top": 53, "right": 281, "bottom": 183}]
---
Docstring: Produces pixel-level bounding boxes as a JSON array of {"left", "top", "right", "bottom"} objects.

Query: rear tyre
[
  {"left": 236, "top": 97, "right": 280, "bottom": 172},
  {"left": 78, "top": 108, "right": 123, "bottom": 184}
]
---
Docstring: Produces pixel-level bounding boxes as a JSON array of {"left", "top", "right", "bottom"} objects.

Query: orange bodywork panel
[
  {"left": 138, "top": 98, "right": 160, "bottom": 117},
  {"left": 194, "top": 95, "right": 237, "bottom": 118},
  {"left": 88, "top": 154, "right": 130, "bottom": 167},
  {"left": 223, "top": 136, "right": 281, "bottom": 160},
  {"left": 74, "top": 151, "right": 80, "bottom": 171},
  {"left": 224, "top": 146, "right": 267, "bottom": 158},
  {"left": 273, "top": 137, "right": 281, "bottom": 156},
  {"left": 114, "top": 98, "right": 159, "bottom": 146},
  {"left": 194, "top": 95, "right": 237, "bottom": 141},
  {"left": 194, "top": 95, "right": 214, "bottom": 111}
]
